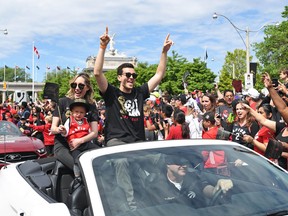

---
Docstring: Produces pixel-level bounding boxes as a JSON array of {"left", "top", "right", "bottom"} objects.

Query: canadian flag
[{"left": 34, "top": 46, "right": 40, "bottom": 59}]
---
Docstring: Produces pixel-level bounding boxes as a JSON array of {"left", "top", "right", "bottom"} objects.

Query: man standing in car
[{"left": 94, "top": 27, "right": 173, "bottom": 210}]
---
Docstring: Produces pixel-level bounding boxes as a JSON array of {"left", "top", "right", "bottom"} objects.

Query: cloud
[{"left": 0, "top": 0, "right": 286, "bottom": 81}]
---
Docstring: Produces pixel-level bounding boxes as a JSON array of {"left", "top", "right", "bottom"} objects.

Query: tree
[
  {"left": 39, "top": 51, "right": 216, "bottom": 100},
  {"left": 0, "top": 66, "right": 31, "bottom": 82},
  {"left": 253, "top": 6, "right": 288, "bottom": 78},
  {"left": 161, "top": 51, "right": 216, "bottom": 95},
  {"left": 44, "top": 69, "right": 76, "bottom": 98},
  {"left": 218, "top": 49, "right": 247, "bottom": 92}
]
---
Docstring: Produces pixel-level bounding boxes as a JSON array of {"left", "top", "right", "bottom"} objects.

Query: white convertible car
[{"left": 1, "top": 139, "right": 288, "bottom": 216}]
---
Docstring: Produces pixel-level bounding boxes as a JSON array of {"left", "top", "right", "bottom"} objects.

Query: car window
[
  {"left": 0, "top": 121, "right": 22, "bottom": 136},
  {"left": 92, "top": 145, "right": 288, "bottom": 216}
]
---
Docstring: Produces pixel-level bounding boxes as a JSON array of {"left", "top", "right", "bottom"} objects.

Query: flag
[
  {"left": 36, "top": 66, "right": 40, "bottom": 70},
  {"left": 67, "top": 66, "right": 71, "bottom": 70},
  {"left": 56, "top": 66, "right": 61, "bottom": 70},
  {"left": 34, "top": 46, "right": 40, "bottom": 59},
  {"left": 43, "top": 82, "right": 59, "bottom": 103},
  {"left": 204, "top": 49, "right": 208, "bottom": 61},
  {"left": 26, "top": 66, "right": 30, "bottom": 70}
]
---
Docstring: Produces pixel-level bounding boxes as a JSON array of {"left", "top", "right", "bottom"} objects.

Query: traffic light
[{"left": 3, "top": 82, "right": 6, "bottom": 90}]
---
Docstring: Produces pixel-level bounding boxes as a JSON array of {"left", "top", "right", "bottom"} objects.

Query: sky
[{"left": 0, "top": 0, "right": 286, "bottom": 82}]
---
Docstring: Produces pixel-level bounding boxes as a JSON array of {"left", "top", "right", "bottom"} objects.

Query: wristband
[{"left": 100, "top": 44, "right": 107, "bottom": 49}]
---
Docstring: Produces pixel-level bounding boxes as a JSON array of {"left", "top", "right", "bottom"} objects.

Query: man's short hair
[
  {"left": 117, "top": 63, "right": 135, "bottom": 75},
  {"left": 161, "top": 103, "right": 173, "bottom": 118},
  {"left": 223, "top": 90, "right": 234, "bottom": 97}
]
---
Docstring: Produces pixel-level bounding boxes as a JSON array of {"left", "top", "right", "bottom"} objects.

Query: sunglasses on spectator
[
  {"left": 70, "top": 83, "right": 85, "bottom": 90},
  {"left": 122, "top": 72, "right": 138, "bottom": 79}
]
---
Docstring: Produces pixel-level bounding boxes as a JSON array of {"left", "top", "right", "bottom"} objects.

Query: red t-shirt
[
  {"left": 166, "top": 124, "right": 189, "bottom": 140},
  {"left": 202, "top": 127, "right": 218, "bottom": 139},
  {"left": 254, "top": 126, "right": 275, "bottom": 155}
]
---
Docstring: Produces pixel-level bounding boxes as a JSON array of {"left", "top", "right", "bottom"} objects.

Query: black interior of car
[{"left": 18, "top": 158, "right": 91, "bottom": 216}]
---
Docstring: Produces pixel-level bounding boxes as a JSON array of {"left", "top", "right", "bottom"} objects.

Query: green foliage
[
  {"left": 162, "top": 51, "right": 216, "bottom": 95},
  {"left": 44, "top": 70, "right": 75, "bottom": 98},
  {"left": 253, "top": 5, "right": 288, "bottom": 78},
  {"left": 0, "top": 67, "right": 32, "bottom": 82},
  {"left": 218, "top": 49, "right": 248, "bottom": 92}
]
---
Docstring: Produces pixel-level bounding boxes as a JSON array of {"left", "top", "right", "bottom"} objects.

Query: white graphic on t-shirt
[{"left": 124, "top": 99, "right": 140, "bottom": 117}]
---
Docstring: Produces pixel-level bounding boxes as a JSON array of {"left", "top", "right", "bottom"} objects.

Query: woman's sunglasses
[
  {"left": 70, "top": 83, "right": 85, "bottom": 90},
  {"left": 122, "top": 72, "right": 138, "bottom": 79}
]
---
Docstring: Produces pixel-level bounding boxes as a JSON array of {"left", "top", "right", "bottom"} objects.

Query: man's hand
[
  {"left": 214, "top": 179, "right": 233, "bottom": 194},
  {"left": 100, "top": 27, "right": 110, "bottom": 49},
  {"left": 162, "top": 33, "right": 173, "bottom": 53},
  {"left": 262, "top": 72, "right": 273, "bottom": 89}
]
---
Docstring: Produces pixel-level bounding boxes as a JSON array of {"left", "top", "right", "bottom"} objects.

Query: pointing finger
[
  {"left": 165, "top": 33, "right": 170, "bottom": 42},
  {"left": 105, "top": 26, "right": 109, "bottom": 35}
]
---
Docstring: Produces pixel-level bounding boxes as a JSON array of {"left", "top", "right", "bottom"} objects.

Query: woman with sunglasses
[{"left": 51, "top": 73, "right": 99, "bottom": 172}]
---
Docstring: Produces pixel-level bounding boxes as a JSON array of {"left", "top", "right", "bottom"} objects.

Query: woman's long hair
[
  {"left": 173, "top": 108, "right": 190, "bottom": 139},
  {"left": 202, "top": 93, "right": 217, "bottom": 113},
  {"left": 234, "top": 100, "right": 255, "bottom": 127},
  {"left": 66, "top": 73, "right": 95, "bottom": 104}
]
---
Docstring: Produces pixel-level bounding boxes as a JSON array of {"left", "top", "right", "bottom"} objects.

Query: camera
[{"left": 163, "top": 119, "right": 168, "bottom": 124}]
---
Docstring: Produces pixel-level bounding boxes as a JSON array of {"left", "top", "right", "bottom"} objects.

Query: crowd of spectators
[
  {"left": 1, "top": 70, "right": 288, "bottom": 171},
  {"left": 0, "top": 99, "right": 56, "bottom": 156}
]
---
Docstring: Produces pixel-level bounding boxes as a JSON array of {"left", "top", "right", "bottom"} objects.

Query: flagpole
[
  {"left": 3, "top": 65, "right": 5, "bottom": 82},
  {"left": 14, "top": 65, "right": 16, "bottom": 82},
  {"left": 32, "top": 41, "right": 35, "bottom": 102},
  {"left": 46, "top": 64, "right": 47, "bottom": 80}
]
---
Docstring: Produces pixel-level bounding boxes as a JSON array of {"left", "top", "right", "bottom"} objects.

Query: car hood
[{"left": 0, "top": 135, "right": 44, "bottom": 152}]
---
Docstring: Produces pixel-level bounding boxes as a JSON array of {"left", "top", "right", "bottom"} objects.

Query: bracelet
[{"left": 100, "top": 44, "right": 107, "bottom": 49}]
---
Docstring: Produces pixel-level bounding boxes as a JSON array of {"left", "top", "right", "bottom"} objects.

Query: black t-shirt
[
  {"left": 101, "top": 83, "right": 149, "bottom": 143},
  {"left": 275, "top": 122, "right": 288, "bottom": 169},
  {"left": 146, "top": 171, "right": 208, "bottom": 208},
  {"left": 52, "top": 97, "right": 99, "bottom": 145},
  {"left": 232, "top": 120, "right": 259, "bottom": 149}
]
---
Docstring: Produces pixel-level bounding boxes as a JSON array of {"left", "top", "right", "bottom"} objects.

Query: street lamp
[
  {"left": 213, "top": 12, "right": 277, "bottom": 88},
  {"left": 0, "top": 29, "right": 8, "bottom": 35}
]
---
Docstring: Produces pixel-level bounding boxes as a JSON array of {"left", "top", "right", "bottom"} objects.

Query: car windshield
[
  {"left": 0, "top": 121, "right": 22, "bottom": 136},
  {"left": 92, "top": 144, "right": 288, "bottom": 216}
]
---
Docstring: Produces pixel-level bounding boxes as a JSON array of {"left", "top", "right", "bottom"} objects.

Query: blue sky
[{"left": 0, "top": 0, "right": 286, "bottom": 82}]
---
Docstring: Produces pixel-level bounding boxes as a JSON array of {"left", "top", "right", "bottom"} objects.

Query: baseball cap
[
  {"left": 247, "top": 88, "right": 260, "bottom": 99},
  {"left": 69, "top": 99, "right": 90, "bottom": 112},
  {"left": 150, "top": 91, "right": 160, "bottom": 98},
  {"left": 202, "top": 111, "right": 215, "bottom": 123},
  {"left": 165, "top": 155, "right": 190, "bottom": 166},
  {"left": 176, "top": 94, "right": 187, "bottom": 105}
]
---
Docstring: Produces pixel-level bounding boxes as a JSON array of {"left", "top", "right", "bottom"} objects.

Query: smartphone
[
  {"left": 272, "top": 78, "right": 279, "bottom": 87},
  {"left": 155, "top": 113, "right": 159, "bottom": 119}
]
